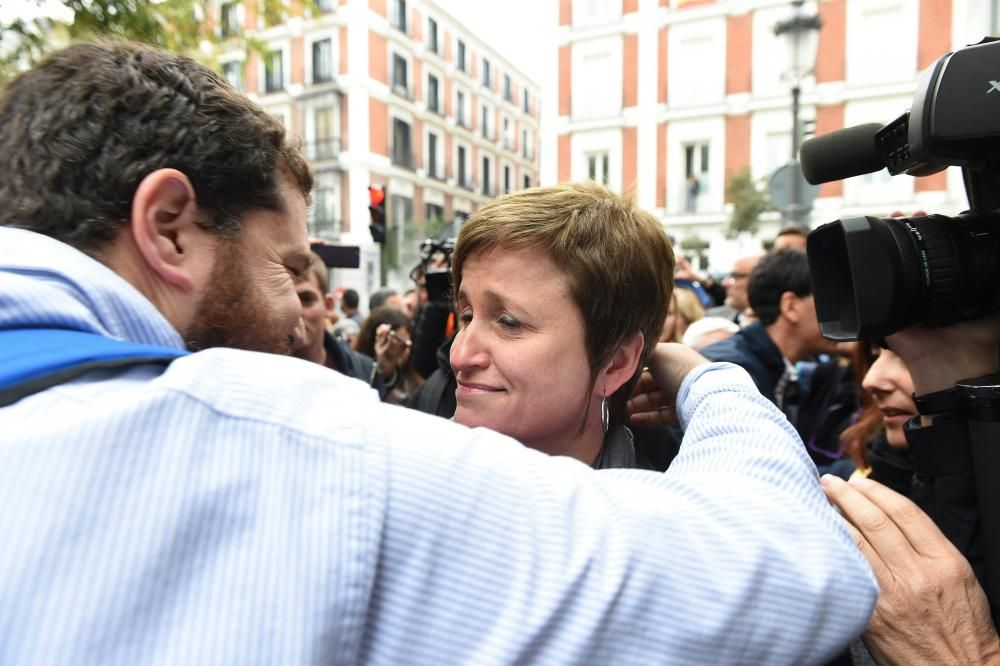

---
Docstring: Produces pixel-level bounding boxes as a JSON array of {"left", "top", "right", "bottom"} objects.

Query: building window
[
  {"left": 684, "top": 142, "right": 709, "bottom": 212},
  {"left": 427, "top": 74, "right": 440, "bottom": 113},
  {"left": 316, "top": 0, "right": 335, "bottom": 12},
  {"left": 391, "top": 0, "right": 408, "bottom": 33},
  {"left": 392, "top": 118, "right": 412, "bottom": 168},
  {"left": 264, "top": 50, "right": 284, "bottom": 93},
  {"left": 522, "top": 89, "right": 530, "bottom": 114},
  {"left": 457, "top": 39, "right": 466, "bottom": 72},
  {"left": 481, "top": 104, "right": 492, "bottom": 140},
  {"left": 481, "top": 57, "right": 492, "bottom": 87},
  {"left": 392, "top": 53, "right": 409, "bottom": 97},
  {"left": 310, "top": 172, "right": 340, "bottom": 238},
  {"left": 220, "top": 1, "right": 240, "bottom": 38},
  {"left": 502, "top": 116, "right": 513, "bottom": 150},
  {"left": 503, "top": 74, "right": 512, "bottom": 102},
  {"left": 523, "top": 174, "right": 531, "bottom": 189},
  {"left": 521, "top": 128, "right": 530, "bottom": 159},
  {"left": 312, "top": 39, "right": 333, "bottom": 84},
  {"left": 503, "top": 165, "right": 511, "bottom": 193},
  {"left": 426, "top": 202, "right": 444, "bottom": 223},
  {"left": 427, "top": 17, "right": 439, "bottom": 53},
  {"left": 458, "top": 145, "right": 469, "bottom": 188},
  {"left": 587, "top": 151, "right": 609, "bottom": 186},
  {"left": 222, "top": 60, "right": 242, "bottom": 90},
  {"left": 456, "top": 90, "right": 468, "bottom": 127},
  {"left": 311, "top": 106, "right": 337, "bottom": 160},
  {"left": 428, "top": 132, "right": 440, "bottom": 178},
  {"left": 482, "top": 155, "right": 492, "bottom": 195}
]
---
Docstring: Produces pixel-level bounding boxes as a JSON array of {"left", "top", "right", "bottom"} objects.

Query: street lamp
[{"left": 774, "top": 0, "right": 822, "bottom": 227}]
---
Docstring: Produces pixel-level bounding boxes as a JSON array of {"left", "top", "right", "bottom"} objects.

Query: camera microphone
[{"left": 800, "top": 123, "right": 885, "bottom": 185}]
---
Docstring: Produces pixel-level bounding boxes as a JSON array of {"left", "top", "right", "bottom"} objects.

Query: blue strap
[{"left": 0, "top": 328, "right": 187, "bottom": 405}]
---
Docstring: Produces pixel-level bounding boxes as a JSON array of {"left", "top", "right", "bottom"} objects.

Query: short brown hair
[
  {"left": 452, "top": 181, "right": 674, "bottom": 427},
  {"left": 0, "top": 41, "right": 313, "bottom": 254}
]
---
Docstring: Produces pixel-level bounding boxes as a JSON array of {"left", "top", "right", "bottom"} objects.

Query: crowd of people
[{"left": 1, "top": 41, "right": 999, "bottom": 665}]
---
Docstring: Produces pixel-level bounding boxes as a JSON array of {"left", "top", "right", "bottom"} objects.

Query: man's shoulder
[
  {"left": 160, "top": 348, "right": 380, "bottom": 435},
  {"left": 699, "top": 328, "right": 750, "bottom": 363}
]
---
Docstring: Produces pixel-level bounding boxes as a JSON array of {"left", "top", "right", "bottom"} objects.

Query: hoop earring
[{"left": 601, "top": 394, "right": 609, "bottom": 435}]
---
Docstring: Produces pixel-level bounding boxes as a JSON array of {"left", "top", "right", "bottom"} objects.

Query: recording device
[
  {"left": 413, "top": 237, "right": 456, "bottom": 306},
  {"left": 802, "top": 37, "right": 1000, "bottom": 341},
  {"left": 311, "top": 243, "right": 361, "bottom": 269}
]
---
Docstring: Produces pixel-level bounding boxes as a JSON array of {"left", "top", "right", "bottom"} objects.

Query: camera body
[
  {"left": 415, "top": 238, "right": 456, "bottom": 306},
  {"left": 802, "top": 37, "right": 1000, "bottom": 341}
]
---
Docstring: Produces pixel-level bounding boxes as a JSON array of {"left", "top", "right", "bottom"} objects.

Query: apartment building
[
  {"left": 557, "top": 0, "right": 997, "bottom": 262},
  {"left": 213, "top": 0, "right": 541, "bottom": 294}
]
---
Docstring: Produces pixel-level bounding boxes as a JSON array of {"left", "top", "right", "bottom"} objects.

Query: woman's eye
[
  {"left": 457, "top": 311, "right": 473, "bottom": 327},
  {"left": 498, "top": 314, "right": 521, "bottom": 329}
]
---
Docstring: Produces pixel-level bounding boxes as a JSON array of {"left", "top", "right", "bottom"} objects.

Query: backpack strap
[{"left": 0, "top": 328, "right": 188, "bottom": 408}]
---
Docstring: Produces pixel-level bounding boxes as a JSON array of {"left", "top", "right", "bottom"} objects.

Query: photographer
[
  {"left": 822, "top": 316, "right": 1000, "bottom": 663},
  {"left": 798, "top": 35, "right": 1000, "bottom": 662}
]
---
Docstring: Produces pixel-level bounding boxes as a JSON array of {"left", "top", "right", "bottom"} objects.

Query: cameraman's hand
[
  {"left": 628, "top": 343, "right": 709, "bottom": 427},
  {"left": 886, "top": 314, "right": 1000, "bottom": 395},
  {"left": 822, "top": 475, "right": 1000, "bottom": 665}
]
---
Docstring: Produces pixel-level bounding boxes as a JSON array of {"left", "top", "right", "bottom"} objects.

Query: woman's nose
[{"left": 450, "top": 323, "right": 489, "bottom": 373}]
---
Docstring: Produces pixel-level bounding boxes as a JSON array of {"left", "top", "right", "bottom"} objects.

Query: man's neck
[{"left": 766, "top": 322, "right": 808, "bottom": 364}]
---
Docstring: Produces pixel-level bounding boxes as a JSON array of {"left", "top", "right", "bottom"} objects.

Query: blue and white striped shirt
[{"left": 0, "top": 227, "right": 876, "bottom": 664}]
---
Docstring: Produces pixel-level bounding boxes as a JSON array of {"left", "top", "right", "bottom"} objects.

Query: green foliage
[{"left": 725, "top": 167, "right": 773, "bottom": 239}]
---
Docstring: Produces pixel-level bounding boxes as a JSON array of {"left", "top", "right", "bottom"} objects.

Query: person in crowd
[
  {"left": 773, "top": 225, "right": 809, "bottom": 252},
  {"left": 291, "top": 252, "right": 385, "bottom": 394},
  {"left": 0, "top": 42, "right": 876, "bottom": 663},
  {"left": 660, "top": 287, "right": 704, "bottom": 343},
  {"left": 369, "top": 286, "right": 402, "bottom": 311},
  {"left": 705, "top": 253, "right": 762, "bottom": 324},
  {"left": 839, "top": 344, "right": 915, "bottom": 496},
  {"left": 700, "top": 250, "right": 859, "bottom": 474},
  {"left": 673, "top": 255, "right": 727, "bottom": 307},
  {"left": 340, "top": 287, "right": 364, "bottom": 325},
  {"left": 355, "top": 306, "right": 424, "bottom": 403},
  {"left": 681, "top": 316, "right": 740, "bottom": 350},
  {"left": 448, "top": 182, "right": 680, "bottom": 469},
  {"left": 401, "top": 287, "right": 419, "bottom": 322}
]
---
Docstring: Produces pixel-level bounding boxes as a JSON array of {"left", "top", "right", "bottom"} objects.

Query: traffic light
[{"left": 369, "top": 184, "right": 386, "bottom": 244}]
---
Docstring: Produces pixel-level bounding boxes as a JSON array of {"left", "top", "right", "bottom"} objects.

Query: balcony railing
[
  {"left": 458, "top": 177, "right": 476, "bottom": 192},
  {"left": 304, "top": 137, "right": 343, "bottom": 161}
]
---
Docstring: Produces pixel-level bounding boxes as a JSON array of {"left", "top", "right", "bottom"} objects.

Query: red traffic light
[{"left": 368, "top": 185, "right": 385, "bottom": 208}]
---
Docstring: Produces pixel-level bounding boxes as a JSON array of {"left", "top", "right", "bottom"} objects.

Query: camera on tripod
[{"left": 801, "top": 37, "right": 1000, "bottom": 341}]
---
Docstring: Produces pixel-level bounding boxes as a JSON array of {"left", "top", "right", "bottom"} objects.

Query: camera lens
[{"left": 807, "top": 211, "right": 1000, "bottom": 341}]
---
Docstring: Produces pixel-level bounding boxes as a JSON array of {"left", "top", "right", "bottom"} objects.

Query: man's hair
[
  {"left": 452, "top": 181, "right": 674, "bottom": 428},
  {"left": 776, "top": 225, "right": 809, "bottom": 240},
  {"left": 0, "top": 41, "right": 313, "bottom": 254},
  {"left": 341, "top": 288, "right": 359, "bottom": 310},
  {"left": 369, "top": 287, "right": 398, "bottom": 311},
  {"left": 748, "top": 249, "right": 812, "bottom": 326}
]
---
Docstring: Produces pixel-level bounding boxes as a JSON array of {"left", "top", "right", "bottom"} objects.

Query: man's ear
[
  {"left": 600, "top": 331, "right": 645, "bottom": 396},
  {"left": 129, "top": 168, "right": 205, "bottom": 292},
  {"left": 779, "top": 291, "right": 801, "bottom": 324}
]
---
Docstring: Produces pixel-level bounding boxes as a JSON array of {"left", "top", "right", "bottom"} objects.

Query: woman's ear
[
  {"left": 600, "top": 331, "right": 645, "bottom": 396},
  {"left": 129, "top": 168, "right": 206, "bottom": 292}
]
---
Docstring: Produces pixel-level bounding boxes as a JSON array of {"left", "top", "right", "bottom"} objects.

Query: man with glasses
[{"left": 706, "top": 254, "right": 762, "bottom": 324}]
